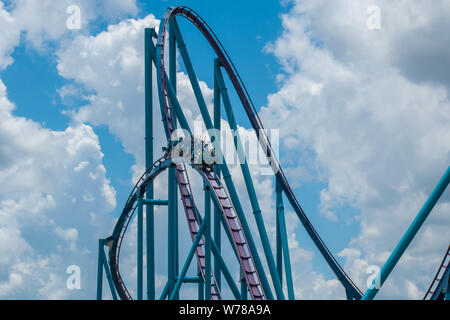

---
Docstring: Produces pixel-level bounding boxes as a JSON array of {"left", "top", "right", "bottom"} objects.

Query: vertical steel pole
[
  {"left": 100, "top": 245, "right": 118, "bottom": 300},
  {"left": 137, "top": 196, "right": 143, "bottom": 300},
  {"left": 213, "top": 58, "right": 222, "bottom": 290},
  {"left": 145, "top": 27, "right": 155, "bottom": 300},
  {"left": 198, "top": 265, "right": 204, "bottom": 300},
  {"left": 276, "top": 199, "right": 283, "bottom": 286},
  {"left": 204, "top": 181, "right": 212, "bottom": 300},
  {"left": 159, "top": 282, "right": 170, "bottom": 300},
  {"left": 97, "top": 239, "right": 104, "bottom": 300},
  {"left": 277, "top": 177, "right": 295, "bottom": 299},
  {"left": 240, "top": 269, "right": 248, "bottom": 300},
  {"left": 168, "top": 166, "right": 176, "bottom": 299},
  {"left": 171, "top": 216, "right": 208, "bottom": 300},
  {"left": 169, "top": 19, "right": 179, "bottom": 300},
  {"left": 362, "top": 166, "right": 450, "bottom": 300}
]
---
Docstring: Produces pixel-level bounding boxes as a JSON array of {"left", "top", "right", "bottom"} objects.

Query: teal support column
[
  {"left": 168, "top": 166, "right": 176, "bottom": 298},
  {"left": 100, "top": 242, "right": 118, "bottom": 300},
  {"left": 276, "top": 177, "right": 295, "bottom": 300},
  {"left": 215, "top": 63, "right": 285, "bottom": 299},
  {"left": 169, "top": 19, "right": 179, "bottom": 300},
  {"left": 204, "top": 182, "right": 212, "bottom": 300},
  {"left": 276, "top": 205, "right": 282, "bottom": 285},
  {"left": 240, "top": 269, "right": 248, "bottom": 300},
  {"left": 97, "top": 239, "right": 104, "bottom": 300},
  {"left": 213, "top": 58, "right": 222, "bottom": 291},
  {"left": 362, "top": 166, "right": 450, "bottom": 300},
  {"left": 198, "top": 264, "right": 204, "bottom": 300},
  {"left": 137, "top": 197, "right": 143, "bottom": 300},
  {"left": 145, "top": 27, "right": 155, "bottom": 300},
  {"left": 159, "top": 282, "right": 169, "bottom": 300},
  {"left": 170, "top": 216, "right": 207, "bottom": 300},
  {"left": 169, "top": 19, "right": 179, "bottom": 294},
  {"left": 168, "top": 19, "right": 179, "bottom": 300},
  {"left": 171, "top": 22, "right": 274, "bottom": 299}
]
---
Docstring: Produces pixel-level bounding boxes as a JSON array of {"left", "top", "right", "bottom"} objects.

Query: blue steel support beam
[
  {"left": 144, "top": 27, "right": 155, "bottom": 300},
  {"left": 276, "top": 205, "right": 282, "bottom": 285},
  {"left": 198, "top": 264, "right": 204, "bottom": 300},
  {"left": 168, "top": 19, "right": 179, "bottom": 301},
  {"left": 170, "top": 216, "right": 208, "bottom": 300},
  {"left": 240, "top": 269, "right": 248, "bottom": 300},
  {"left": 176, "top": 276, "right": 202, "bottom": 283},
  {"left": 171, "top": 21, "right": 274, "bottom": 299},
  {"left": 159, "top": 282, "right": 169, "bottom": 300},
  {"left": 97, "top": 239, "right": 104, "bottom": 300},
  {"left": 276, "top": 177, "right": 295, "bottom": 300},
  {"left": 99, "top": 240, "right": 118, "bottom": 300},
  {"left": 137, "top": 196, "right": 143, "bottom": 300},
  {"left": 215, "top": 62, "right": 285, "bottom": 299},
  {"left": 168, "top": 165, "right": 176, "bottom": 298},
  {"left": 213, "top": 58, "right": 222, "bottom": 291},
  {"left": 204, "top": 182, "right": 212, "bottom": 300},
  {"left": 144, "top": 28, "right": 155, "bottom": 300},
  {"left": 141, "top": 199, "right": 169, "bottom": 206},
  {"left": 196, "top": 205, "right": 247, "bottom": 300},
  {"left": 169, "top": 20, "right": 179, "bottom": 301},
  {"left": 363, "top": 166, "right": 450, "bottom": 300}
]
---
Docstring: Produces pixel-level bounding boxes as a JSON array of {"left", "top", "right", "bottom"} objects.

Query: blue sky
[{"left": 0, "top": 0, "right": 448, "bottom": 299}]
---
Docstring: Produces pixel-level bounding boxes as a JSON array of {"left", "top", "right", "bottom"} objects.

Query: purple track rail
[
  {"left": 157, "top": 9, "right": 266, "bottom": 300},
  {"left": 157, "top": 5, "right": 362, "bottom": 299},
  {"left": 175, "top": 164, "right": 221, "bottom": 300},
  {"left": 424, "top": 245, "right": 450, "bottom": 300}
]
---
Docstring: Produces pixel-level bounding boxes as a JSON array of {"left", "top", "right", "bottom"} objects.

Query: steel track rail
[
  {"left": 424, "top": 245, "right": 450, "bottom": 300},
  {"left": 157, "top": 6, "right": 362, "bottom": 299},
  {"left": 157, "top": 9, "right": 265, "bottom": 300},
  {"left": 108, "top": 157, "right": 223, "bottom": 300}
]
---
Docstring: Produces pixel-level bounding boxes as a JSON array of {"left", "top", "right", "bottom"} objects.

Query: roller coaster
[{"left": 96, "top": 6, "right": 450, "bottom": 300}]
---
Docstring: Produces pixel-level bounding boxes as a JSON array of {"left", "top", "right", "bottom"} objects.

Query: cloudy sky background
[{"left": 0, "top": 0, "right": 448, "bottom": 299}]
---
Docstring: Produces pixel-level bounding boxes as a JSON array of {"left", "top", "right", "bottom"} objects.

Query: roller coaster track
[
  {"left": 424, "top": 245, "right": 450, "bottom": 300},
  {"left": 107, "top": 5, "right": 362, "bottom": 300},
  {"left": 108, "top": 155, "right": 223, "bottom": 300}
]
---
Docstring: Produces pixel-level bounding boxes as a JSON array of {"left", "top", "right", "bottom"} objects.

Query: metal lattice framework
[{"left": 95, "top": 6, "right": 450, "bottom": 301}]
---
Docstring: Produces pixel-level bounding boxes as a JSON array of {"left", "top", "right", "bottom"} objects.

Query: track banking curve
[{"left": 108, "top": 6, "right": 362, "bottom": 300}]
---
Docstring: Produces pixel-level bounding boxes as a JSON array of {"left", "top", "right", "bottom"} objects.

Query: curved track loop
[
  {"left": 157, "top": 6, "right": 362, "bottom": 299},
  {"left": 424, "top": 245, "right": 450, "bottom": 300},
  {"left": 109, "top": 157, "right": 169, "bottom": 300},
  {"left": 108, "top": 157, "right": 223, "bottom": 300}
]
